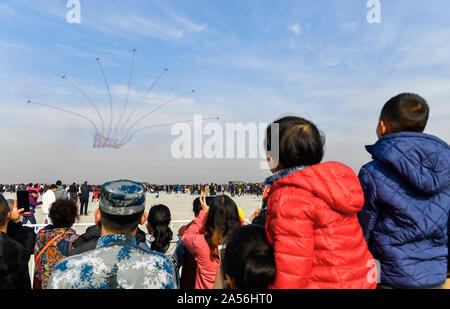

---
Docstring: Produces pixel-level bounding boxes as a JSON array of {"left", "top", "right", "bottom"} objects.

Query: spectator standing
[
  {"left": 0, "top": 195, "right": 30, "bottom": 289},
  {"left": 139, "top": 204, "right": 184, "bottom": 273},
  {"left": 41, "top": 184, "right": 57, "bottom": 224},
  {"left": 6, "top": 199, "right": 36, "bottom": 264},
  {"left": 47, "top": 179, "right": 178, "bottom": 289},
  {"left": 79, "top": 181, "right": 90, "bottom": 216},
  {"left": 220, "top": 224, "right": 276, "bottom": 289},
  {"left": 54, "top": 180, "right": 68, "bottom": 200},
  {"left": 181, "top": 193, "right": 242, "bottom": 289},
  {"left": 69, "top": 183, "right": 78, "bottom": 201},
  {"left": 178, "top": 197, "right": 202, "bottom": 289},
  {"left": 22, "top": 191, "right": 42, "bottom": 225},
  {"left": 264, "top": 116, "right": 376, "bottom": 289},
  {"left": 358, "top": 93, "right": 449, "bottom": 289},
  {"left": 33, "top": 199, "right": 79, "bottom": 289}
]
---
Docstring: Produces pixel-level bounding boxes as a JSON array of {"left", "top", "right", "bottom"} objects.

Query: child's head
[
  {"left": 192, "top": 197, "right": 202, "bottom": 217},
  {"left": 222, "top": 224, "right": 276, "bottom": 289},
  {"left": 265, "top": 116, "right": 325, "bottom": 172},
  {"left": 377, "top": 93, "right": 429, "bottom": 139}
]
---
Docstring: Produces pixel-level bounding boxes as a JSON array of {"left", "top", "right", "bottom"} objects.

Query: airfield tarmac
[
  {"left": 3, "top": 191, "right": 263, "bottom": 234},
  {"left": 2, "top": 191, "right": 263, "bottom": 283}
]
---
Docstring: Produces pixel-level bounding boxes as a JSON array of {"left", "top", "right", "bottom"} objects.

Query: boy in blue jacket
[{"left": 358, "top": 93, "right": 449, "bottom": 289}]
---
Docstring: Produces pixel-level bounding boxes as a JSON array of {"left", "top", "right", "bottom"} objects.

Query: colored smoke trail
[
  {"left": 120, "top": 117, "right": 220, "bottom": 147},
  {"left": 120, "top": 68, "right": 168, "bottom": 132},
  {"left": 27, "top": 100, "right": 99, "bottom": 133},
  {"left": 28, "top": 49, "right": 204, "bottom": 149},
  {"left": 96, "top": 58, "right": 114, "bottom": 139},
  {"left": 62, "top": 75, "right": 105, "bottom": 136},
  {"left": 118, "top": 90, "right": 196, "bottom": 146},
  {"left": 111, "top": 48, "right": 136, "bottom": 143}
]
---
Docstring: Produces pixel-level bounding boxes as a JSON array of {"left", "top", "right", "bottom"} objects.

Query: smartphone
[{"left": 17, "top": 191, "right": 30, "bottom": 213}]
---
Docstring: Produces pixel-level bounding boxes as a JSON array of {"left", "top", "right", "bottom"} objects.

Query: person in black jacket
[
  {"left": 69, "top": 223, "right": 147, "bottom": 256},
  {"left": 79, "top": 182, "right": 90, "bottom": 216},
  {"left": 0, "top": 194, "right": 31, "bottom": 289},
  {"left": 6, "top": 199, "right": 36, "bottom": 261},
  {"left": 69, "top": 183, "right": 78, "bottom": 201}
]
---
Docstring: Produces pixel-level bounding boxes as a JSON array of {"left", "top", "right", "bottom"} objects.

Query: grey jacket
[{"left": 54, "top": 186, "right": 68, "bottom": 200}]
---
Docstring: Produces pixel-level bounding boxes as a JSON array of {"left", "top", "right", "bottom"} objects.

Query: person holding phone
[
  {"left": 0, "top": 195, "right": 31, "bottom": 289},
  {"left": 181, "top": 193, "right": 242, "bottom": 289}
]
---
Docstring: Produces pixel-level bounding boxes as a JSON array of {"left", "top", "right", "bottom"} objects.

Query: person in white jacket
[{"left": 41, "top": 184, "right": 57, "bottom": 224}]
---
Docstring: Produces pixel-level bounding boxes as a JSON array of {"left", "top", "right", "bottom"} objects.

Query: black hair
[
  {"left": 49, "top": 199, "right": 79, "bottom": 228},
  {"left": 99, "top": 209, "right": 144, "bottom": 234},
  {"left": 49, "top": 184, "right": 57, "bottom": 190},
  {"left": 56, "top": 180, "right": 62, "bottom": 186},
  {"left": 202, "top": 195, "right": 241, "bottom": 259},
  {"left": 380, "top": 93, "right": 430, "bottom": 133},
  {"left": 148, "top": 204, "right": 173, "bottom": 253},
  {"left": 192, "top": 198, "right": 202, "bottom": 217},
  {"left": 222, "top": 225, "right": 276, "bottom": 289},
  {"left": 0, "top": 194, "right": 10, "bottom": 227},
  {"left": 380, "top": 93, "right": 429, "bottom": 133},
  {"left": 266, "top": 116, "right": 325, "bottom": 169}
]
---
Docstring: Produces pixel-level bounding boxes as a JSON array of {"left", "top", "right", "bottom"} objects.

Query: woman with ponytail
[
  {"left": 139, "top": 204, "right": 184, "bottom": 271},
  {"left": 181, "top": 193, "right": 242, "bottom": 289}
]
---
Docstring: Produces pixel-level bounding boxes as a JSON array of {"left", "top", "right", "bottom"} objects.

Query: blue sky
[{"left": 0, "top": 0, "right": 449, "bottom": 184}]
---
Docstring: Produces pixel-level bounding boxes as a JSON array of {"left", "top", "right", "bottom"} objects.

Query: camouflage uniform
[
  {"left": 48, "top": 180, "right": 179, "bottom": 289},
  {"left": 47, "top": 233, "right": 178, "bottom": 289}
]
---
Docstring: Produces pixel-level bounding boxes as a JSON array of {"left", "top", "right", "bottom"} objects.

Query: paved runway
[
  {"left": 2, "top": 191, "right": 263, "bottom": 284},
  {"left": 3, "top": 191, "right": 263, "bottom": 234}
]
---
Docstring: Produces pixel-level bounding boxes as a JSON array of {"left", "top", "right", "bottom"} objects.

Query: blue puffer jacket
[{"left": 358, "top": 132, "right": 449, "bottom": 288}]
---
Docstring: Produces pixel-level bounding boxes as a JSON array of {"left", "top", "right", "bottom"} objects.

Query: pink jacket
[{"left": 181, "top": 210, "right": 219, "bottom": 289}]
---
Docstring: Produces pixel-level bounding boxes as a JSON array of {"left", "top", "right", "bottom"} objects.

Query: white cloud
[{"left": 288, "top": 23, "right": 302, "bottom": 36}]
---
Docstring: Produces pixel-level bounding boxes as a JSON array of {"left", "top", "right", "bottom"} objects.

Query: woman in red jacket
[
  {"left": 264, "top": 116, "right": 377, "bottom": 289},
  {"left": 181, "top": 193, "right": 242, "bottom": 289}
]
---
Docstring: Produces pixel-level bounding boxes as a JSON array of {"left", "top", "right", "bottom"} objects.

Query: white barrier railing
[{"left": 25, "top": 220, "right": 193, "bottom": 233}]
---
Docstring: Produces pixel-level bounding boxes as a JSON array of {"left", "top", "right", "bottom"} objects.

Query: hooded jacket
[
  {"left": 358, "top": 132, "right": 449, "bottom": 288},
  {"left": 265, "top": 162, "right": 377, "bottom": 289},
  {"left": 54, "top": 186, "right": 68, "bottom": 200}
]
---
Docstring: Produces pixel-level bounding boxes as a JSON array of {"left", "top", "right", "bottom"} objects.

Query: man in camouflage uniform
[{"left": 47, "top": 179, "right": 178, "bottom": 289}]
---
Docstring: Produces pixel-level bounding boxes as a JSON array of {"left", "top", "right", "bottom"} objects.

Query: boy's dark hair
[
  {"left": 100, "top": 209, "right": 144, "bottom": 234},
  {"left": 380, "top": 93, "right": 429, "bottom": 133},
  {"left": 222, "top": 224, "right": 276, "bottom": 289},
  {"left": 56, "top": 180, "right": 62, "bottom": 186},
  {"left": 192, "top": 198, "right": 202, "bottom": 217},
  {"left": 49, "top": 199, "right": 79, "bottom": 228},
  {"left": 0, "top": 194, "right": 10, "bottom": 227},
  {"left": 266, "top": 116, "right": 325, "bottom": 169}
]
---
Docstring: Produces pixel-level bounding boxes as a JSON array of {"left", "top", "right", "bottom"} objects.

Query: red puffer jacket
[{"left": 265, "top": 162, "right": 377, "bottom": 289}]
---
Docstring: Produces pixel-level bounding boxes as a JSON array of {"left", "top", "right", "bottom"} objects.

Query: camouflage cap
[{"left": 99, "top": 180, "right": 146, "bottom": 216}]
